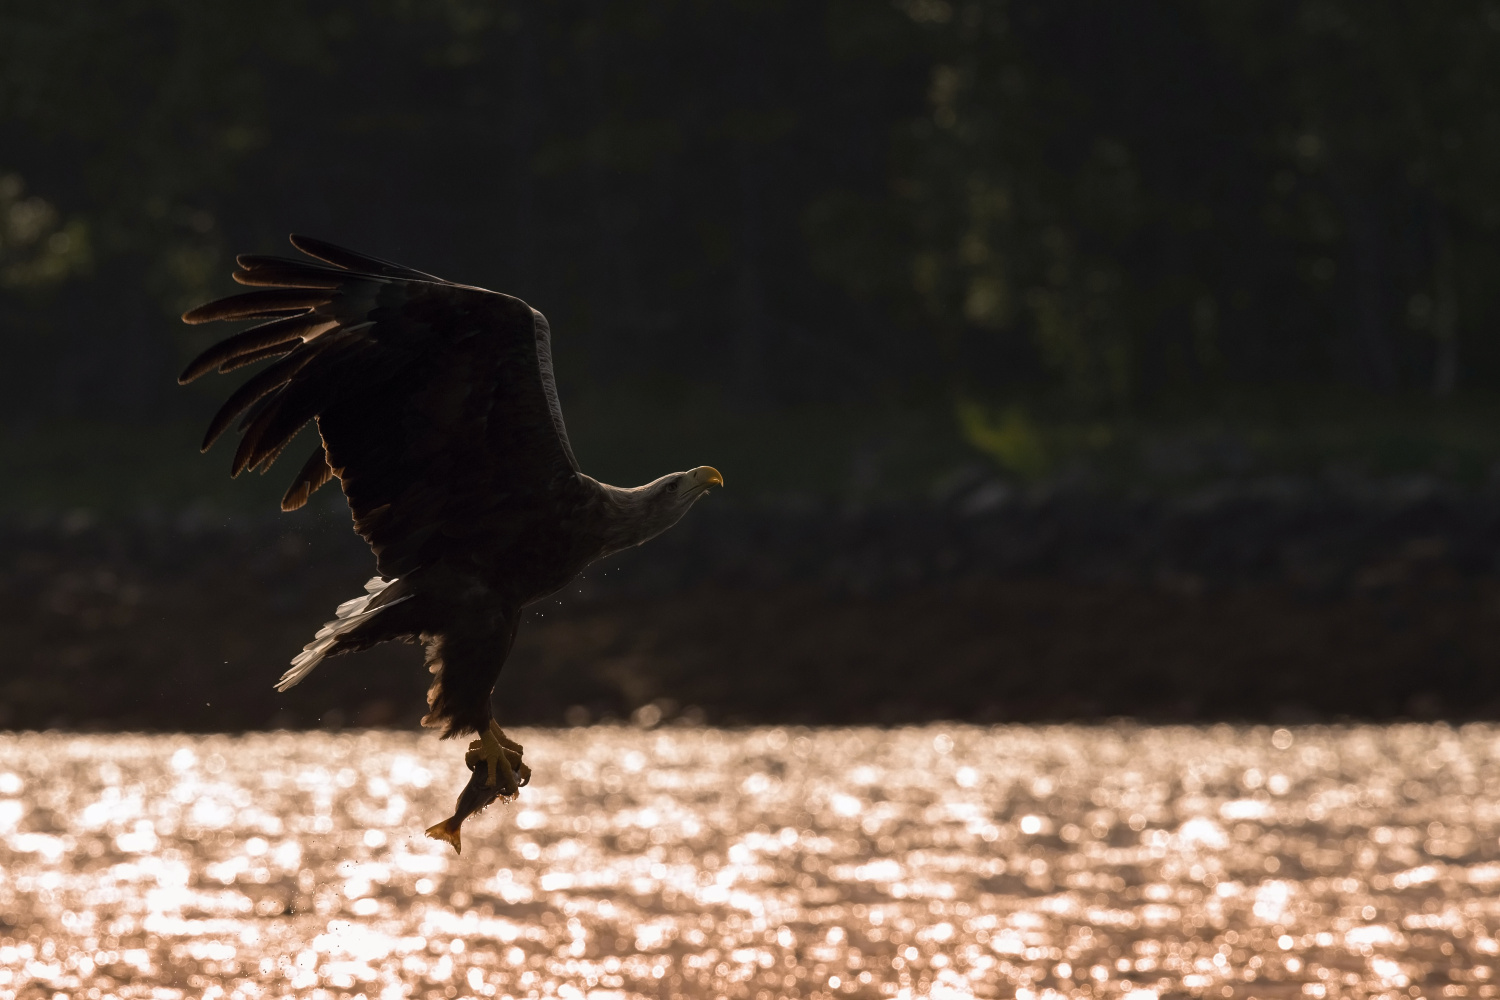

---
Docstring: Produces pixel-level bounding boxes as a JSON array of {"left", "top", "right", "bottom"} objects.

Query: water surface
[{"left": 0, "top": 725, "right": 1497, "bottom": 999}]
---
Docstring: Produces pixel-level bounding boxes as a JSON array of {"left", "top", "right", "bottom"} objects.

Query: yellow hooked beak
[{"left": 693, "top": 466, "right": 724, "bottom": 489}]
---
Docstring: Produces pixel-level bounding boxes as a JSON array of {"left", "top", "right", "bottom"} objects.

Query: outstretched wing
[{"left": 182, "top": 235, "right": 585, "bottom": 578}]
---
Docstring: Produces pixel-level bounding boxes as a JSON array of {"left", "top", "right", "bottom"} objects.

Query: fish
[{"left": 425, "top": 736, "right": 530, "bottom": 855}]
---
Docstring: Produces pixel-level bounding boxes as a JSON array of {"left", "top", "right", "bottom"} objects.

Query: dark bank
[{"left": 6, "top": 476, "right": 1500, "bottom": 732}]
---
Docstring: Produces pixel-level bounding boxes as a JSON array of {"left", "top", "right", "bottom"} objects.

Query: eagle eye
[{"left": 665, "top": 480, "right": 679, "bottom": 493}]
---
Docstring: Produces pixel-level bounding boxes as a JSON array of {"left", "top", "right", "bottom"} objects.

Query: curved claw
[{"left": 463, "top": 721, "right": 526, "bottom": 793}]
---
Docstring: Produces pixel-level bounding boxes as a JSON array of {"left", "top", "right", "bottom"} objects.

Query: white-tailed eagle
[{"left": 180, "top": 235, "right": 721, "bottom": 851}]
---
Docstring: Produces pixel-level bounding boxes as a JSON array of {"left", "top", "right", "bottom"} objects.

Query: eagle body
[{"left": 181, "top": 236, "right": 721, "bottom": 740}]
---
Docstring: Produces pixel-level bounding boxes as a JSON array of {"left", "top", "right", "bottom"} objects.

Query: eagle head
[
  {"left": 657, "top": 465, "right": 723, "bottom": 504},
  {"left": 647, "top": 465, "right": 723, "bottom": 519}
]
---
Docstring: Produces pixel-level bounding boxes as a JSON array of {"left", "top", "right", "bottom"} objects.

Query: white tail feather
[{"left": 275, "top": 576, "right": 409, "bottom": 691}]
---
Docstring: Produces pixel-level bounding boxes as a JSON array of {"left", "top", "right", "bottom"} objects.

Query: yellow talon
[{"left": 464, "top": 721, "right": 524, "bottom": 792}]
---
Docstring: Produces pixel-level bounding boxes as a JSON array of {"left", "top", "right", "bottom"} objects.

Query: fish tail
[{"left": 425, "top": 817, "right": 462, "bottom": 855}]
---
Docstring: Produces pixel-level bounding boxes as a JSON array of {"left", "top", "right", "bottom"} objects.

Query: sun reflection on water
[{"left": 0, "top": 725, "right": 1498, "bottom": 998}]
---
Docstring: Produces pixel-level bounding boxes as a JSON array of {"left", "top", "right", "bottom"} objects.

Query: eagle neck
[{"left": 589, "top": 478, "right": 677, "bottom": 559}]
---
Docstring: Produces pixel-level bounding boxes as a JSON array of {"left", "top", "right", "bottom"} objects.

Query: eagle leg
[{"left": 465, "top": 721, "right": 528, "bottom": 793}]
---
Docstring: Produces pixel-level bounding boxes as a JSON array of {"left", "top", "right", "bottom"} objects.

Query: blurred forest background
[
  {"left": 6, "top": 0, "right": 1500, "bottom": 728},
  {"left": 5, "top": 0, "right": 1500, "bottom": 506}
]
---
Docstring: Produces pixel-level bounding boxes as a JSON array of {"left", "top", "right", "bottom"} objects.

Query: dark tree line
[{"left": 2, "top": 0, "right": 1499, "bottom": 435}]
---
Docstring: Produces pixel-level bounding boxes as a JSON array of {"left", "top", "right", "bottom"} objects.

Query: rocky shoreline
[{"left": 4, "top": 478, "right": 1500, "bottom": 730}]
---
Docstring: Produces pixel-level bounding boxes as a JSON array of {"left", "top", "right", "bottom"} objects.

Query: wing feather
[
  {"left": 232, "top": 264, "right": 344, "bottom": 289},
  {"left": 235, "top": 253, "right": 346, "bottom": 274},
  {"left": 215, "top": 340, "right": 302, "bottom": 376},
  {"left": 289, "top": 234, "right": 445, "bottom": 281},
  {"left": 234, "top": 339, "right": 396, "bottom": 475},
  {"left": 281, "top": 444, "right": 335, "bottom": 511},
  {"left": 202, "top": 350, "right": 318, "bottom": 454},
  {"left": 185, "top": 234, "right": 586, "bottom": 578},
  {"left": 179, "top": 313, "right": 338, "bottom": 383},
  {"left": 182, "top": 289, "right": 332, "bottom": 325}
]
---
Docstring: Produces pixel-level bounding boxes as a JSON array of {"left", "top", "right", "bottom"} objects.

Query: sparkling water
[{"left": 0, "top": 725, "right": 1496, "bottom": 999}]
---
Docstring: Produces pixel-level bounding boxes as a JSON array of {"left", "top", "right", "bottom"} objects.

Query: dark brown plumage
[{"left": 181, "top": 236, "right": 722, "bottom": 761}]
